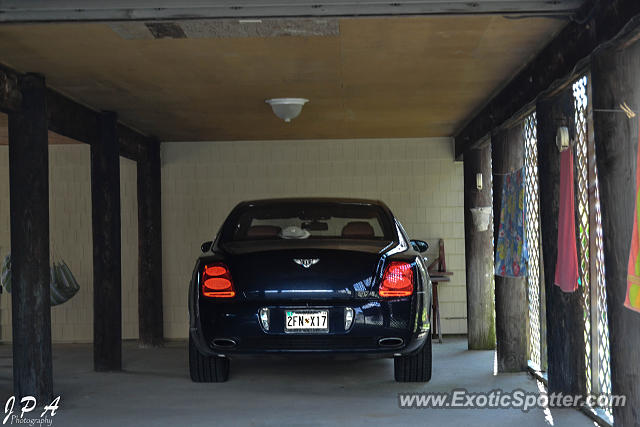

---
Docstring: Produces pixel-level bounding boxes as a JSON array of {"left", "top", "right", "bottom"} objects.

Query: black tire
[
  {"left": 189, "top": 335, "right": 230, "bottom": 382},
  {"left": 394, "top": 336, "right": 432, "bottom": 382}
]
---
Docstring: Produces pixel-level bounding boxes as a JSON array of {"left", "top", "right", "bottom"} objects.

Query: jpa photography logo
[{"left": 3, "top": 396, "right": 60, "bottom": 426}]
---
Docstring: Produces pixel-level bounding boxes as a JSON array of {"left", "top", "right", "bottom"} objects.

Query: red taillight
[
  {"left": 204, "top": 265, "right": 227, "bottom": 276},
  {"left": 202, "top": 262, "right": 235, "bottom": 298},
  {"left": 379, "top": 261, "right": 414, "bottom": 297}
]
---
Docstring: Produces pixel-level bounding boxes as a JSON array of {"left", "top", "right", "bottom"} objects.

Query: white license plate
[{"left": 285, "top": 310, "right": 328, "bottom": 331}]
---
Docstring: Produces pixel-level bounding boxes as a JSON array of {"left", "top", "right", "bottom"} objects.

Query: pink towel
[
  {"left": 554, "top": 149, "right": 579, "bottom": 292},
  {"left": 625, "top": 118, "right": 640, "bottom": 312}
]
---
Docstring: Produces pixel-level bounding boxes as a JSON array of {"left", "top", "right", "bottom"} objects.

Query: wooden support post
[
  {"left": 463, "top": 142, "right": 496, "bottom": 350},
  {"left": 137, "top": 139, "right": 164, "bottom": 346},
  {"left": 591, "top": 42, "right": 640, "bottom": 425},
  {"left": 536, "top": 91, "right": 586, "bottom": 394},
  {"left": 491, "top": 125, "right": 528, "bottom": 372},
  {"left": 8, "top": 73, "right": 53, "bottom": 400},
  {"left": 539, "top": 263, "right": 548, "bottom": 372},
  {"left": 91, "top": 111, "right": 122, "bottom": 371}
]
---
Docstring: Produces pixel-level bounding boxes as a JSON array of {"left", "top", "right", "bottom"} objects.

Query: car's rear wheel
[
  {"left": 394, "top": 336, "right": 432, "bottom": 382},
  {"left": 189, "top": 335, "right": 230, "bottom": 382}
]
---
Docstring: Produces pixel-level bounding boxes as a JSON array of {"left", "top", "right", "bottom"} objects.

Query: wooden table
[
  {"left": 429, "top": 272, "right": 452, "bottom": 343},
  {"left": 426, "top": 239, "right": 454, "bottom": 343}
]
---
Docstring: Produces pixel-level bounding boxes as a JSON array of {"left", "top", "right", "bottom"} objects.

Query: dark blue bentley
[{"left": 188, "top": 198, "right": 432, "bottom": 382}]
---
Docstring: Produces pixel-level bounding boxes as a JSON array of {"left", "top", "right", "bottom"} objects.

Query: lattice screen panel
[
  {"left": 524, "top": 112, "right": 543, "bottom": 370},
  {"left": 573, "top": 75, "right": 612, "bottom": 419},
  {"left": 594, "top": 170, "right": 612, "bottom": 400},
  {"left": 573, "top": 75, "right": 592, "bottom": 395}
]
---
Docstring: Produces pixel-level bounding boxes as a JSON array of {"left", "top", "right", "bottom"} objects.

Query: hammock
[{"left": 0, "top": 253, "right": 80, "bottom": 306}]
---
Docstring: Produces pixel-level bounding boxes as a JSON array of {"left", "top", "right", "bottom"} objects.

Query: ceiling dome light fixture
[{"left": 265, "top": 98, "right": 308, "bottom": 123}]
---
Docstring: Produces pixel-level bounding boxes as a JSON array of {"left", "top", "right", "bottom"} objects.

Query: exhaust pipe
[
  {"left": 212, "top": 338, "right": 237, "bottom": 348},
  {"left": 378, "top": 337, "right": 404, "bottom": 347}
]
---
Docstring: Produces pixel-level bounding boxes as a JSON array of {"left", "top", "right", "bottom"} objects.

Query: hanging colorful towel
[
  {"left": 495, "top": 168, "right": 528, "bottom": 277},
  {"left": 554, "top": 149, "right": 580, "bottom": 292},
  {"left": 625, "top": 119, "right": 640, "bottom": 313}
]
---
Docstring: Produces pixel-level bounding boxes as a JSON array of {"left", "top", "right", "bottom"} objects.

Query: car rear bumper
[{"left": 191, "top": 298, "right": 430, "bottom": 356}]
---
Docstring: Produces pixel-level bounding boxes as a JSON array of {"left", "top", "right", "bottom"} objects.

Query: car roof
[{"left": 237, "top": 197, "right": 389, "bottom": 209}]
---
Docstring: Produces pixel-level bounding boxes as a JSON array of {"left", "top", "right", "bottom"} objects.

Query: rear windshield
[{"left": 224, "top": 203, "right": 393, "bottom": 242}]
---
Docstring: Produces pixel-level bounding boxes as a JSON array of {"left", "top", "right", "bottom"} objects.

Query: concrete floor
[{"left": 0, "top": 337, "right": 593, "bottom": 426}]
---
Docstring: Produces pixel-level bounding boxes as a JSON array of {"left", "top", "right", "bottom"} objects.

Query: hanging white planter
[
  {"left": 470, "top": 207, "right": 492, "bottom": 232},
  {"left": 556, "top": 126, "right": 570, "bottom": 152}
]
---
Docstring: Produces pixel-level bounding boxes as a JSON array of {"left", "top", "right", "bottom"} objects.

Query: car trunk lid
[{"left": 224, "top": 240, "right": 389, "bottom": 301}]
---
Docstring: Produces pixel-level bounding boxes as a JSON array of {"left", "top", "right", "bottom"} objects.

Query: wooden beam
[
  {"left": 0, "top": 0, "right": 584, "bottom": 23},
  {"left": 591, "top": 41, "right": 640, "bottom": 425},
  {"left": 46, "top": 89, "right": 98, "bottom": 144},
  {"left": 91, "top": 111, "right": 122, "bottom": 372},
  {"left": 46, "top": 89, "right": 146, "bottom": 160},
  {"left": 47, "top": 92, "right": 146, "bottom": 160},
  {"left": 537, "top": 90, "right": 586, "bottom": 394},
  {"left": 2, "top": 63, "right": 147, "bottom": 157},
  {"left": 8, "top": 73, "right": 53, "bottom": 400},
  {"left": 463, "top": 142, "right": 496, "bottom": 350},
  {"left": 118, "top": 123, "right": 146, "bottom": 161},
  {"left": 455, "top": 0, "right": 640, "bottom": 159},
  {"left": 0, "top": 66, "right": 21, "bottom": 113},
  {"left": 491, "top": 124, "right": 528, "bottom": 372},
  {"left": 137, "top": 138, "right": 164, "bottom": 346}
]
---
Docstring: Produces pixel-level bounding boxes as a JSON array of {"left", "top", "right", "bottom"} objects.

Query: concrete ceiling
[{"left": 0, "top": 15, "right": 566, "bottom": 142}]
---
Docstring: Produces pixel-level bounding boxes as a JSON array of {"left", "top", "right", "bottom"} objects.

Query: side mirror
[
  {"left": 410, "top": 239, "right": 429, "bottom": 253},
  {"left": 201, "top": 241, "right": 213, "bottom": 253}
]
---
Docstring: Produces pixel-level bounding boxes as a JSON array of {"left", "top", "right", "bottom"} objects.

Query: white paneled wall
[
  {"left": 161, "top": 138, "right": 467, "bottom": 339},
  {"left": 0, "top": 145, "right": 139, "bottom": 343},
  {"left": 120, "top": 156, "right": 139, "bottom": 340},
  {"left": 0, "top": 138, "right": 466, "bottom": 342}
]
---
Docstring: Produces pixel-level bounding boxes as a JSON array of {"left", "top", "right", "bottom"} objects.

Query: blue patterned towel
[{"left": 495, "top": 168, "right": 528, "bottom": 277}]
